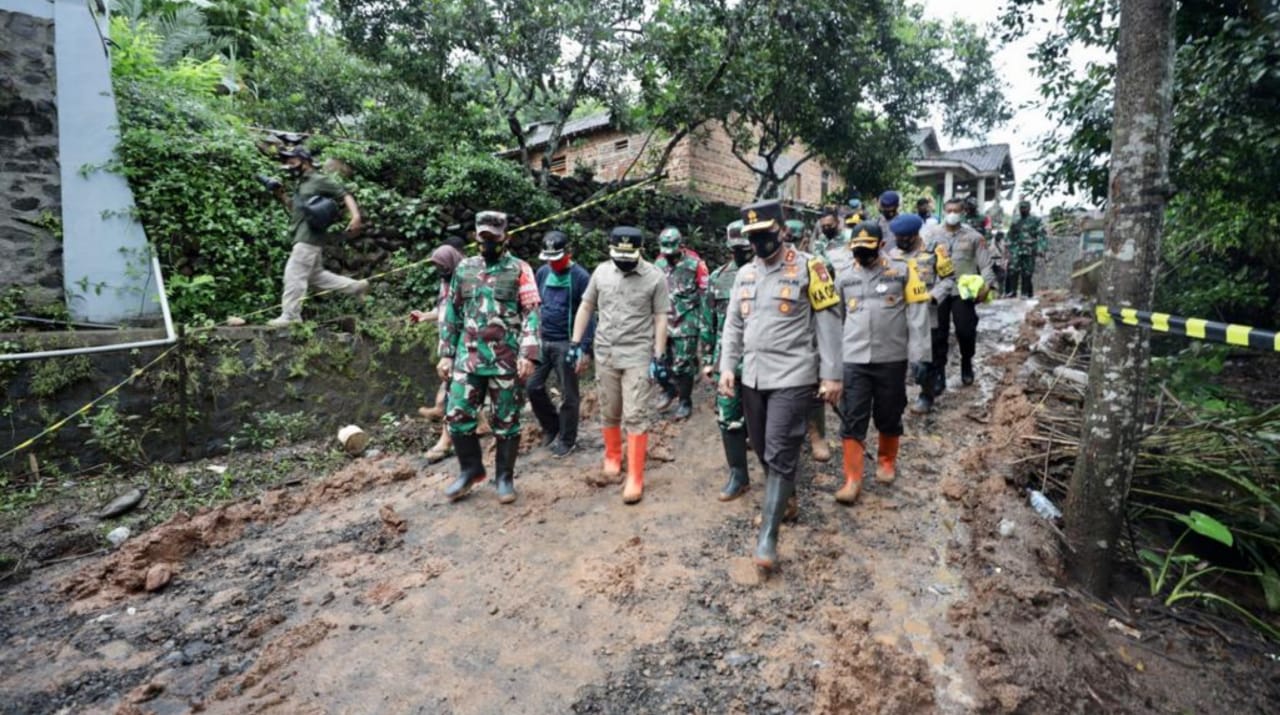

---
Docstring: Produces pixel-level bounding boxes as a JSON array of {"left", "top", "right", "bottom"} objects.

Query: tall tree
[{"left": 1064, "top": 0, "right": 1177, "bottom": 595}]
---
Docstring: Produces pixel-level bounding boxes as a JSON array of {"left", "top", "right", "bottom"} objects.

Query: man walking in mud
[
  {"left": 719, "top": 200, "right": 843, "bottom": 573},
  {"left": 528, "top": 230, "right": 595, "bottom": 458},
  {"left": 437, "top": 212, "right": 541, "bottom": 505},
  {"left": 568, "top": 227, "right": 670, "bottom": 504},
  {"left": 925, "top": 197, "right": 996, "bottom": 390},
  {"left": 830, "top": 218, "right": 933, "bottom": 506},
  {"left": 653, "top": 228, "right": 708, "bottom": 420},
  {"left": 700, "top": 220, "right": 754, "bottom": 501}
]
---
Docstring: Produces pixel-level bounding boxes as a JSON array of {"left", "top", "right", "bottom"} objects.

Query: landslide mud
[{"left": 2, "top": 295, "right": 1277, "bottom": 714}]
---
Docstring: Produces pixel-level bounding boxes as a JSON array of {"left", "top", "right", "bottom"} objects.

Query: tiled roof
[{"left": 520, "top": 111, "right": 614, "bottom": 151}]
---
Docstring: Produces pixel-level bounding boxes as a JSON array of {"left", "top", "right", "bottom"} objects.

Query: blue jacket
[{"left": 536, "top": 263, "right": 595, "bottom": 352}]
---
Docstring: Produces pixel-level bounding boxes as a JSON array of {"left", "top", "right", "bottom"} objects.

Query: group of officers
[
  {"left": 259, "top": 148, "right": 1043, "bottom": 573},
  {"left": 420, "top": 191, "right": 1009, "bottom": 575}
]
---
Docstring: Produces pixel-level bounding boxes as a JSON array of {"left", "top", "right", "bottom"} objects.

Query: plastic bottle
[{"left": 1028, "top": 490, "right": 1062, "bottom": 520}]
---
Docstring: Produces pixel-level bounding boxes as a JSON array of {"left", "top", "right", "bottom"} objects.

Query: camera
[{"left": 256, "top": 175, "right": 283, "bottom": 192}]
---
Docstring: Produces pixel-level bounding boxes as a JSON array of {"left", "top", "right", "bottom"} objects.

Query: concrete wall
[
  {"left": 0, "top": 6, "right": 63, "bottom": 309},
  {"left": 54, "top": 0, "right": 158, "bottom": 323}
]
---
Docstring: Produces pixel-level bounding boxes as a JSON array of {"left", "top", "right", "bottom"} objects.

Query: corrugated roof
[{"left": 937, "top": 144, "right": 1012, "bottom": 175}]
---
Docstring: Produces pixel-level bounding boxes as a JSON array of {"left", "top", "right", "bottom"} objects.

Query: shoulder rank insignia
[
  {"left": 806, "top": 257, "right": 839, "bottom": 311},
  {"left": 905, "top": 259, "right": 930, "bottom": 304}
]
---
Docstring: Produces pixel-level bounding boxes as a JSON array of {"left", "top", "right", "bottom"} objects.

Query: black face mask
[
  {"left": 749, "top": 231, "right": 781, "bottom": 259},
  {"left": 918, "top": 209, "right": 931, "bottom": 219},
  {"left": 881, "top": 208, "right": 898, "bottom": 220},
  {"left": 821, "top": 225, "right": 839, "bottom": 239},
  {"left": 731, "top": 246, "right": 754, "bottom": 267},
  {"left": 898, "top": 235, "right": 921, "bottom": 254},
  {"left": 440, "top": 271, "right": 453, "bottom": 284},
  {"left": 612, "top": 258, "right": 638, "bottom": 273},
  {"left": 480, "top": 238, "right": 505, "bottom": 262},
  {"left": 853, "top": 247, "right": 880, "bottom": 266}
]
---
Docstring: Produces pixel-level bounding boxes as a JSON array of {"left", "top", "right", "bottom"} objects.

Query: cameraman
[{"left": 266, "top": 147, "right": 368, "bottom": 327}]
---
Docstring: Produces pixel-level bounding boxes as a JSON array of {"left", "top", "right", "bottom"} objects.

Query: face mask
[
  {"left": 899, "top": 235, "right": 921, "bottom": 253},
  {"left": 731, "top": 246, "right": 754, "bottom": 267},
  {"left": 550, "top": 256, "right": 572, "bottom": 273},
  {"left": 662, "top": 246, "right": 681, "bottom": 258},
  {"left": 612, "top": 258, "right": 638, "bottom": 273},
  {"left": 944, "top": 212, "right": 962, "bottom": 227},
  {"left": 881, "top": 207, "right": 898, "bottom": 220},
  {"left": 821, "top": 225, "right": 839, "bottom": 239},
  {"left": 853, "top": 247, "right": 880, "bottom": 266},
  {"left": 918, "top": 209, "right": 931, "bottom": 219},
  {"left": 440, "top": 271, "right": 453, "bottom": 284},
  {"left": 480, "top": 238, "right": 505, "bottom": 261},
  {"left": 749, "top": 231, "right": 781, "bottom": 259}
]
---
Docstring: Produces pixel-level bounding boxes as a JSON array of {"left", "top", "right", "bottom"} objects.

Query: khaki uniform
[
  {"left": 277, "top": 172, "right": 363, "bottom": 322},
  {"left": 582, "top": 260, "right": 671, "bottom": 433},
  {"left": 922, "top": 223, "right": 995, "bottom": 377}
]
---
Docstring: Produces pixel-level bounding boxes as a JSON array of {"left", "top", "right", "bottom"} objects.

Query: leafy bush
[{"left": 420, "top": 152, "right": 561, "bottom": 223}]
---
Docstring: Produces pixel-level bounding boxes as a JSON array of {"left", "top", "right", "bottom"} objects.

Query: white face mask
[{"left": 944, "top": 212, "right": 963, "bottom": 227}]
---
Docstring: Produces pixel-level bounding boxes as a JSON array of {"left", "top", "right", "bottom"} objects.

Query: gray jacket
[
  {"left": 833, "top": 255, "right": 932, "bottom": 365},
  {"left": 925, "top": 224, "right": 995, "bottom": 297},
  {"left": 720, "top": 248, "right": 843, "bottom": 390}
]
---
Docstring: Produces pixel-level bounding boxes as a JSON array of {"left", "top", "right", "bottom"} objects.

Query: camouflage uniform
[
  {"left": 701, "top": 260, "right": 744, "bottom": 431},
  {"left": 439, "top": 253, "right": 541, "bottom": 437},
  {"left": 654, "top": 248, "right": 708, "bottom": 377},
  {"left": 1005, "top": 212, "right": 1046, "bottom": 297}
]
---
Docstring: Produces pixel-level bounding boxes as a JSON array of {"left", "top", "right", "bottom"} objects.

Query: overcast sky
[{"left": 920, "top": 0, "right": 1110, "bottom": 210}]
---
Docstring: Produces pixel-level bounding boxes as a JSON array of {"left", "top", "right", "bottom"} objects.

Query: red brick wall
[{"left": 519, "top": 121, "right": 842, "bottom": 207}]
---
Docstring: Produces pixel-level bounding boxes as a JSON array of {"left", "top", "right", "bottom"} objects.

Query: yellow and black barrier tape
[
  {"left": 1096, "top": 306, "right": 1280, "bottom": 352},
  {"left": 1, "top": 176, "right": 663, "bottom": 462}
]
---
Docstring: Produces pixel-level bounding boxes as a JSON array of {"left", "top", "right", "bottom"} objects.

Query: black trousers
[
  {"left": 741, "top": 384, "right": 811, "bottom": 482},
  {"left": 839, "top": 362, "right": 908, "bottom": 441},
  {"left": 1008, "top": 266, "right": 1034, "bottom": 297},
  {"left": 527, "top": 341, "right": 581, "bottom": 447},
  {"left": 932, "top": 295, "right": 979, "bottom": 369}
]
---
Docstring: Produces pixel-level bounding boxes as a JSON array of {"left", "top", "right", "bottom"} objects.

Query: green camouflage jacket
[
  {"left": 439, "top": 253, "right": 541, "bottom": 376},
  {"left": 654, "top": 249, "right": 709, "bottom": 339},
  {"left": 699, "top": 261, "right": 741, "bottom": 374}
]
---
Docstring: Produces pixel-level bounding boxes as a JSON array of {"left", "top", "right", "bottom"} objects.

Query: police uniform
[
  {"left": 924, "top": 220, "right": 995, "bottom": 388},
  {"left": 699, "top": 221, "right": 752, "bottom": 500},
  {"left": 889, "top": 214, "right": 955, "bottom": 413},
  {"left": 719, "top": 200, "right": 843, "bottom": 571},
  {"left": 654, "top": 228, "right": 709, "bottom": 420},
  {"left": 439, "top": 211, "right": 541, "bottom": 503},
  {"left": 831, "top": 220, "right": 931, "bottom": 503}
]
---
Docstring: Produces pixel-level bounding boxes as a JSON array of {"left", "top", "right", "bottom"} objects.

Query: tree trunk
[{"left": 1065, "top": 0, "right": 1177, "bottom": 595}]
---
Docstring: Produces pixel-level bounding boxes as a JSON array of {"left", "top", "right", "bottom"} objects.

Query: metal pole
[
  {"left": 177, "top": 323, "right": 188, "bottom": 460},
  {"left": 0, "top": 255, "right": 178, "bottom": 361}
]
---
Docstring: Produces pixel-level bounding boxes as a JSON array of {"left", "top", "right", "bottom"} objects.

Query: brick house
[{"left": 498, "top": 111, "right": 845, "bottom": 207}]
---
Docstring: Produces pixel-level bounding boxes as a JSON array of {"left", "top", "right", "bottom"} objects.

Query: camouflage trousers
[
  {"left": 716, "top": 383, "right": 745, "bottom": 432},
  {"left": 665, "top": 337, "right": 699, "bottom": 377},
  {"left": 445, "top": 371, "right": 525, "bottom": 438}
]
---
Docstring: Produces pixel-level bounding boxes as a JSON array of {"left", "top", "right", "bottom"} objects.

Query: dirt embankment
[{"left": 1, "top": 295, "right": 1277, "bottom": 714}]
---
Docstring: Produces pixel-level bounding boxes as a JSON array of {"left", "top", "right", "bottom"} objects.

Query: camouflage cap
[
  {"left": 784, "top": 219, "right": 805, "bottom": 239},
  {"left": 475, "top": 210, "right": 508, "bottom": 237},
  {"left": 658, "top": 227, "right": 682, "bottom": 251}
]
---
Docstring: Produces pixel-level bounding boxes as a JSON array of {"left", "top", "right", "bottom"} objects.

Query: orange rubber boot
[
  {"left": 835, "top": 438, "right": 865, "bottom": 504},
  {"left": 876, "top": 434, "right": 900, "bottom": 484},
  {"left": 601, "top": 426, "right": 624, "bottom": 481},
  {"left": 623, "top": 433, "right": 647, "bottom": 504}
]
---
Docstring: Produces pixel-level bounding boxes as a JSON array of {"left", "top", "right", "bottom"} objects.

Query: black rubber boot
[
  {"left": 717, "top": 428, "right": 750, "bottom": 501},
  {"left": 673, "top": 374, "right": 695, "bottom": 421},
  {"left": 912, "top": 362, "right": 935, "bottom": 414},
  {"left": 754, "top": 472, "right": 795, "bottom": 572},
  {"left": 933, "top": 366, "right": 947, "bottom": 396},
  {"left": 494, "top": 436, "right": 518, "bottom": 504},
  {"left": 445, "top": 433, "right": 486, "bottom": 501},
  {"left": 961, "top": 356, "right": 975, "bottom": 386}
]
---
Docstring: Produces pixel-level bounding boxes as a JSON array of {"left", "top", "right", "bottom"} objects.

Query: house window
[
  {"left": 820, "top": 170, "right": 830, "bottom": 199},
  {"left": 614, "top": 139, "right": 629, "bottom": 152},
  {"left": 550, "top": 155, "right": 567, "bottom": 175}
]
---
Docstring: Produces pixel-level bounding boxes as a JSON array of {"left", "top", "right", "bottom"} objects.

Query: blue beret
[
  {"left": 879, "top": 190, "right": 901, "bottom": 207},
  {"left": 889, "top": 213, "right": 924, "bottom": 237}
]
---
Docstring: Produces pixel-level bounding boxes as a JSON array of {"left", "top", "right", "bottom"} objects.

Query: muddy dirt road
[{"left": 2, "top": 298, "right": 1277, "bottom": 714}]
